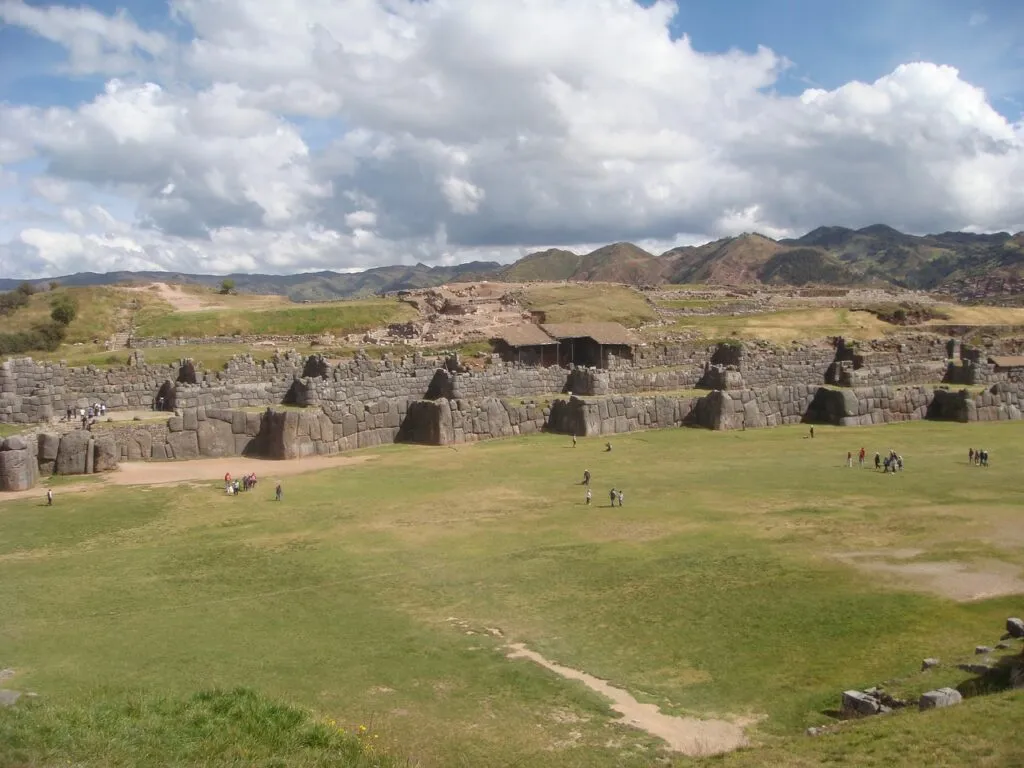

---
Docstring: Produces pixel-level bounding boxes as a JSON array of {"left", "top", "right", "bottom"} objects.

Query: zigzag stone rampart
[{"left": 4, "top": 335, "right": 1024, "bottom": 491}]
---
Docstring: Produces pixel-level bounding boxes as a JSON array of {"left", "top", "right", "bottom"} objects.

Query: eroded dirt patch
[
  {"left": 833, "top": 550, "right": 1024, "bottom": 601},
  {"left": 506, "top": 643, "right": 751, "bottom": 756}
]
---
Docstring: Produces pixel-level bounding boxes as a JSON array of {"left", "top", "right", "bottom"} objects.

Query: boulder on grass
[
  {"left": 919, "top": 687, "right": 962, "bottom": 711},
  {"left": 841, "top": 690, "right": 880, "bottom": 717},
  {"left": 1007, "top": 618, "right": 1024, "bottom": 639},
  {"left": 0, "top": 439, "right": 37, "bottom": 492}
]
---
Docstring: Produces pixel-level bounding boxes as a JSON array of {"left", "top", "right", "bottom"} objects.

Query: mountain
[
  {"left": 499, "top": 242, "right": 664, "bottom": 285},
  {"left": 4, "top": 225, "right": 1024, "bottom": 298},
  {"left": 0, "top": 262, "right": 501, "bottom": 301},
  {"left": 662, "top": 233, "right": 784, "bottom": 284},
  {"left": 497, "top": 248, "right": 583, "bottom": 281}
]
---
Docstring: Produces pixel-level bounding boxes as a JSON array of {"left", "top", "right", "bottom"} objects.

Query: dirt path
[
  {"left": 0, "top": 454, "right": 376, "bottom": 504},
  {"left": 123, "top": 282, "right": 226, "bottom": 312},
  {"left": 506, "top": 643, "right": 751, "bottom": 756},
  {"left": 833, "top": 550, "right": 1024, "bottom": 602}
]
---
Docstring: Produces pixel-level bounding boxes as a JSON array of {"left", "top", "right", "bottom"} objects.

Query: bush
[
  {"left": 50, "top": 295, "right": 79, "bottom": 326},
  {"left": 0, "top": 321, "right": 67, "bottom": 355},
  {"left": 0, "top": 289, "right": 30, "bottom": 317},
  {"left": 219, "top": 279, "right": 235, "bottom": 295}
]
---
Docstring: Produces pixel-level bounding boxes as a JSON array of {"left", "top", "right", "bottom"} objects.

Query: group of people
[
  {"left": 580, "top": 467, "right": 624, "bottom": 507},
  {"left": 968, "top": 448, "right": 991, "bottom": 466},
  {"left": 845, "top": 447, "right": 904, "bottom": 472},
  {"left": 65, "top": 402, "right": 106, "bottom": 429},
  {"left": 225, "top": 471, "right": 263, "bottom": 496}
]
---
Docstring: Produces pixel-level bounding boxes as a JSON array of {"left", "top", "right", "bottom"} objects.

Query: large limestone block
[
  {"left": 93, "top": 436, "right": 119, "bottom": 472},
  {"left": 0, "top": 444, "right": 36, "bottom": 492},
  {"left": 197, "top": 418, "right": 234, "bottom": 457},
  {"left": 124, "top": 430, "right": 153, "bottom": 461},
  {"left": 55, "top": 430, "right": 92, "bottom": 475},
  {"left": 166, "top": 430, "right": 200, "bottom": 459}
]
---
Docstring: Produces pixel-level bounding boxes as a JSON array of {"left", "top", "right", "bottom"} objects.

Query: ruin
[{"left": 3, "top": 333, "right": 1024, "bottom": 492}]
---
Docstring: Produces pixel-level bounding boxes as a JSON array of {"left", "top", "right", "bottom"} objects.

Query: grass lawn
[
  {"left": 1, "top": 422, "right": 1024, "bottom": 766},
  {"left": 134, "top": 299, "right": 417, "bottom": 339},
  {"left": 519, "top": 283, "right": 658, "bottom": 327}
]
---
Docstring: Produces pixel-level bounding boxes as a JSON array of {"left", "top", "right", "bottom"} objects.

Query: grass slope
[
  {"left": 658, "top": 307, "right": 893, "bottom": 343},
  {"left": 134, "top": 299, "right": 416, "bottom": 338},
  {"left": 2, "top": 422, "right": 1023, "bottom": 766},
  {"left": 518, "top": 283, "right": 657, "bottom": 327}
]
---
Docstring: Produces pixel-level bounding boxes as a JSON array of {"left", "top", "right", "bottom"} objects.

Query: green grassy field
[
  {"left": 134, "top": 299, "right": 417, "bottom": 339},
  {"left": 2, "top": 422, "right": 1024, "bottom": 766}
]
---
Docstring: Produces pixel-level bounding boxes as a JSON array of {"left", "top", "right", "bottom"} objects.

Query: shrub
[
  {"left": 0, "top": 289, "right": 30, "bottom": 317},
  {"left": 50, "top": 295, "right": 79, "bottom": 326},
  {"left": 0, "top": 321, "right": 67, "bottom": 355}
]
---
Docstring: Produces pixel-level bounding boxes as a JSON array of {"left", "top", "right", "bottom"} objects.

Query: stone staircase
[{"left": 105, "top": 331, "right": 131, "bottom": 351}]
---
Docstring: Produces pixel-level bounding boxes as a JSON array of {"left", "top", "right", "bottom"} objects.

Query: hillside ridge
[{"left": 3, "top": 225, "right": 1023, "bottom": 300}]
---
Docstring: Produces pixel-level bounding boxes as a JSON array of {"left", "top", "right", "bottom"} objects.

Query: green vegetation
[
  {"left": 0, "top": 283, "right": 35, "bottom": 316},
  {"left": 0, "top": 423, "right": 26, "bottom": 439},
  {"left": 135, "top": 299, "right": 417, "bottom": 338},
  {"left": 1, "top": 286, "right": 167, "bottom": 345},
  {"left": 0, "top": 688, "right": 400, "bottom": 768},
  {"left": 219, "top": 278, "right": 236, "bottom": 295},
  {"left": 518, "top": 283, "right": 657, "bottom": 327},
  {"left": 2, "top": 421, "right": 1024, "bottom": 765}
]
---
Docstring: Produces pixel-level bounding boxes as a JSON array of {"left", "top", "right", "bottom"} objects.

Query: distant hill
[
  {"left": 0, "top": 262, "right": 501, "bottom": 302},
  {"left": 498, "top": 242, "right": 664, "bottom": 285},
  {"left": 4, "top": 225, "right": 1023, "bottom": 298}
]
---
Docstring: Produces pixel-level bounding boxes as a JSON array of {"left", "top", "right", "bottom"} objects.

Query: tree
[
  {"left": 219, "top": 279, "right": 236, "bottom": 295},
  {"left": 50, "top": 295, "right": 78, "bottom": 326},
  {"left": 16, "top": 282, "right": 36, "bottom": 297},
  {"left": 49, "top": 281, "right": 60, "bottom": 291}
]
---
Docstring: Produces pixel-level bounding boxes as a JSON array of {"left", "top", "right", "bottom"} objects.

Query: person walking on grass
[
  {"left": 275, "top": 483, "right": 283, "bottom": 502},
  {"left": 859, "top": 447, "right": 866, "bottom": 468},
  {"left": 46, "top": 489, "right": 53, "bottom": 506},
  {"left": 572, "top": 434, "right": 577, "bottom": 448},
  {"left": 582, "top": 469, "right": 591, "bottom": 486},
  {"left": 874, "top": 452, "right": 881, "bottom": 471},
  {"left": 847, "top": 451, "right": 853, "bottom": 468},
  {"left": 969, "top": 447, "right": 974, "bottom": 464},
  {"left": 617, "top": 489, "right": 624, "bottom": 507},
  {"left": 585, "top": 488, "right": 592, "bottom": 506},
  {"left": 609, "top": 488, "right": 617, "bottom": 507}
]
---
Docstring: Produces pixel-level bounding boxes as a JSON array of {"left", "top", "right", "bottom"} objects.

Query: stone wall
[{"left": 398, "top": 398, "right": 548, "bottom": 445}]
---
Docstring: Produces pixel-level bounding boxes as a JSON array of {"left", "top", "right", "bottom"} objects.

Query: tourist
[
  {"left": 609, "top": 488, "right": 616, "bottom": 507},
  {"left": 275, "top": 483, "right": 283, "bottom": 502},
  {"left": 809, "top": 426, "right": 815, "bottom": 439},
  {"left": 605, "top": 442, "right": 612, "bottom": 452},
  {"left": 617, "top": 489, "right": 624, "bottom": 507},
  {"left": 874, "top": 452, "right": 881, "bottom": 471},
  {"left": 858, "top": 447, "right": 866, "bottom": 468},
  {"left": 585, "top": 489, "right": 591, "bottom": 506},
  {"left": 582, "top": 469, "right": 590, "bottom": 486},
  {"left": 847, "top": 451, "right": 853, "bottom": 468},
  {"left": 233, "top": 479, "right": 241, "bottom": 494},
  {"left": 969, "top": 448, "right": 974, "bottom": 464},
  {"left": 46, "top": 489, "right": 53, "bottom": 506},
  {"left": 572, "top": 434, "right": 577, "bottom": 447}
]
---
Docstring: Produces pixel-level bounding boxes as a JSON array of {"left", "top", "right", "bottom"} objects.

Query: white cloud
[
  {"left": 969, "top": 12, "right": 988, "bottom": 26},
  {"left": 0, "top": 0, "right": 169, "bottom": 75},
  {"left": 1, "top": 0, "right": 1023, "bottom": 278}
]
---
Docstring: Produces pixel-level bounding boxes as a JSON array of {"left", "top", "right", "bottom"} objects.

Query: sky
[{"left": 0, "top": 0, "right": 1023, "bottom": 278}]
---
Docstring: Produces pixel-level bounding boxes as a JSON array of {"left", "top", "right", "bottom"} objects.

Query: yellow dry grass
[{"left": 664, "top": 308, "right": 892, "bottom": 343}]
